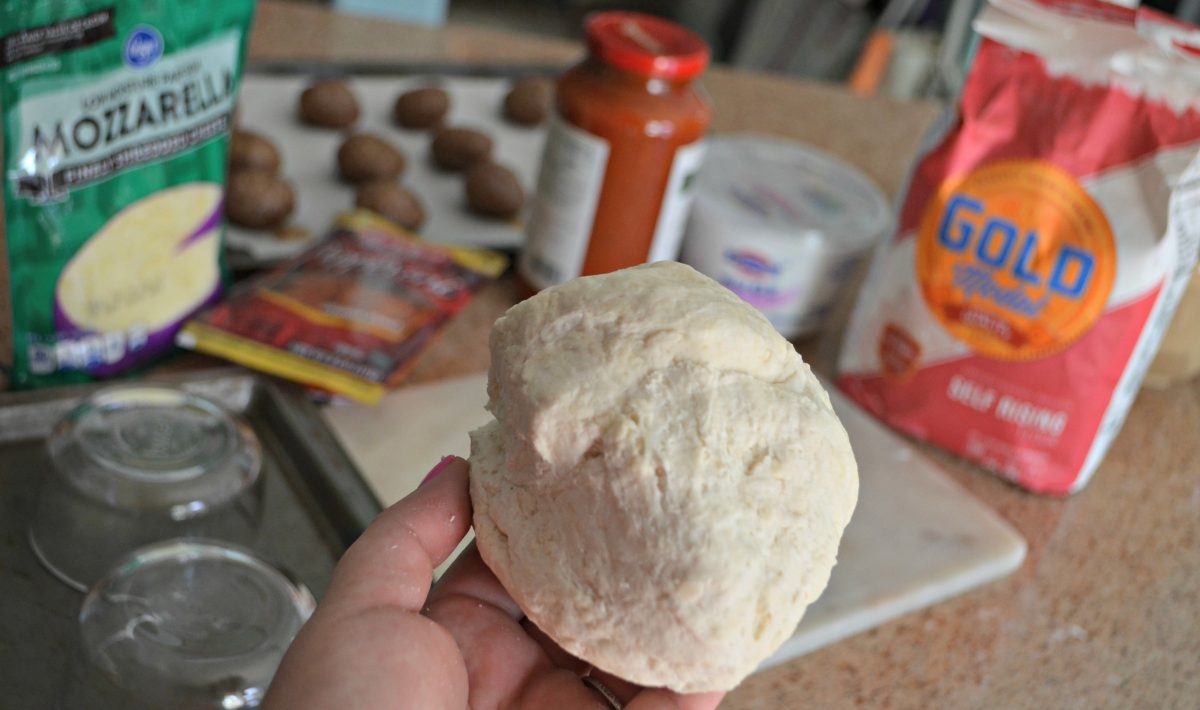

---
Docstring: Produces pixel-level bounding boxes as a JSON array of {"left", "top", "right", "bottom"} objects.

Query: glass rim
[
  {"left": 79, "top": 537, "right": 316, "bottom": 654},
  {"left": 47, "top": 384, "right": 263, "bottom": 513}
]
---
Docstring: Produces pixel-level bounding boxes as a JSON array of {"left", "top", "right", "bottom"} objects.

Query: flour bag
[{"left": 838, "top": 0, "right": 1200, "bottom": 494}]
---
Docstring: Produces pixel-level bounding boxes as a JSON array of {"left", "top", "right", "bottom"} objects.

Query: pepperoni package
[
  {"left": 179, "top": 211, "right": 507, "bottom": 404},
  {"left": 837, "top": 0, "right": 1200, "bottom": 494}
]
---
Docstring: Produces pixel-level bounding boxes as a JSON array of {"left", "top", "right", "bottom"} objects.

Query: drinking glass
[
  {"left": 59, "top": 539, "right": 315, "bottom": 709},
  {"left": 28, "top": 384, "right": 263, "bottom": 591}
]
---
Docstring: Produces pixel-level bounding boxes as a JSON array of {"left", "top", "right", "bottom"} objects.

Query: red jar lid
[{"left": 585, "top": 12, "right": 710, "bottom": 80}]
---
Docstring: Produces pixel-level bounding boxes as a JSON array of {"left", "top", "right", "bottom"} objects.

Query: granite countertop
[
  {"left": 256, "top": 3, "right": 1198, "bottom": 707},
  {"left": 0, "top": 3, "right": 1189, "bottom": 706}
]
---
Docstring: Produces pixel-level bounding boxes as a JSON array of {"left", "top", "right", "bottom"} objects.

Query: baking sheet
[
  {"left": 0, "top": 370, "right": 380, "bottom": 708},
  {"left": 228, "top": 72, "right": 551, "bottom": 265}
]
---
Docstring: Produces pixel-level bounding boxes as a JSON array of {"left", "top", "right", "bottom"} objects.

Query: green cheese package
[{"left": 0, "top": 0, "right": 256, "bottom": 389}]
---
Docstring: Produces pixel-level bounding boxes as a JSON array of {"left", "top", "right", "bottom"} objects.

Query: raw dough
[{"left": 469, "top": 262, "right": 858, "bottom": 692}]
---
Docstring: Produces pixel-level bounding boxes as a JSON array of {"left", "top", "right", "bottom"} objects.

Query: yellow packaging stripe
[
  {"left": 337, "top": 209, "right": 510, "bottom": 277},
  {"left": 255, "top": 289, "right": 406, "bottom": 342},
  {"left": 179, "top": 322, "right": 385, "bottom": 404},
  {"left": 444, "top": 242, "right": 510, "bottom": 278}
]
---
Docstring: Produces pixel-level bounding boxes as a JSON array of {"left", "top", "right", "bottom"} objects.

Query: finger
[
  {"left": 433, "top": 547, "right": 722, "bottom": 709},
  {"left": 323, "top": 456, "right": 471, "bottom": 617},
  {"left": 517, "top": 670, "right": 614, "bottom": 710},
  {"left": 529, "top": 632, "right": 718, "bottom": 709},
  {"left": 424, "top": 590, "right": 551, "bottom": 708},
  {"left": 266, "top": 605, "right": 467, "bottom": 709},
  {"left": 426, "top": 550, "right": 609, "bottom": 709},
  {"left": 627, "top": 688, "right": 726, "bottom": 710},
  {"left": 587, "top": 667, "right": 642, "bottom": 704},
  {"left": 520, "top": 617, "right": 591, "bottom": 675},
  {"left": 427, "top": 590, "right": 613, "bottom": 710},
  {"left": 426, "top": 543, "right": 522, "bottom": 618},
  {"left": 266, "top": 457, "right": 473, "bottom": 709}
]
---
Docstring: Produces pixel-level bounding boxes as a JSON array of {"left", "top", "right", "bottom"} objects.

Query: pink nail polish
[{"left": 420, "top": 456, "right": 455, "bottom": 486}]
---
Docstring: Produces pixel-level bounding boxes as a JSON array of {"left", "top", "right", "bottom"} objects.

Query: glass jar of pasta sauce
[{"left": 519, "top": 12, "right": 712, "bottom": 292}]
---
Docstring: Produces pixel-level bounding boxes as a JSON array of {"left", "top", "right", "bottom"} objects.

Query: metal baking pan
[
  {"left": 246, "top": 60, "right": 564, "bottom": 79},
  {"left": 0, "top": 368, "right": 381, "bottom": 708},
  {"left": 224, "top": 61, "right": 562, "bottom": 272}
]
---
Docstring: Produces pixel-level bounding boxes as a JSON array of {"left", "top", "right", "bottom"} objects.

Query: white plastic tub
[{"left": 681, "top": 134, "right": 891, "bottom": 338}]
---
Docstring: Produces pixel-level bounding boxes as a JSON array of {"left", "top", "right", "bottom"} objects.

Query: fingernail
[{"left": 420, "top": 456, "right": 456, "bottom": 486}]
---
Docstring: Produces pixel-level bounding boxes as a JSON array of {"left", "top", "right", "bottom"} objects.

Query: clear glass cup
[
  {"left": 28, "top": 384, "right": 264, "bottom": 591},
  {"left": 59, "top": 539, "right": 315, "bottom": 710}
]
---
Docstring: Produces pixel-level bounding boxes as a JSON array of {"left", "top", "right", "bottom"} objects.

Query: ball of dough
[
  {"left": 393, "top": 86, "right": 450, "bottom": 130},
  {"left": 229, "top": 130, "right": 281, "bottom": 174},
  {"left": 298, "top": 79, "right": 360, "bottom": 128},
  {"left": 464, "top": 161, "right": 523, "bottom": 219},
  {"left": 225, "top": 170, "right": 295, "bottom": 229},
  {"left": 337, "top": 133, "right": 406, "bottom": 183},
  {"left": 502, "top": 76, "right": 553, "bottom": 126},
  {"left": 469, "top": 262, "right": 858, "bottom": 693},
  {"left": 430, "top": 127, "right": 493, "bottom": 171},
  {"left": 355, "top": 181, "right": 426, "bottom": 231}
]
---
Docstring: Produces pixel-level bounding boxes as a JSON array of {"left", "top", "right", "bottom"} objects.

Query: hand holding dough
[{"left": 469, "top": 262, "right": 858, "bottom": 692}]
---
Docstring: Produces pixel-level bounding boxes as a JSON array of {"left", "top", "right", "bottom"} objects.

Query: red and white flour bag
[{"left": 837, "top": 0, "right": 1200, "bottom": 494}]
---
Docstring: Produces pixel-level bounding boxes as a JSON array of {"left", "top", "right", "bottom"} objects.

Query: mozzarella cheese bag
[
  {"left": 0, "top": 0, "right": 255, "bottom": 388},
  {"left": 838, "top": 0, "right": 1200, "bottom": 494}
]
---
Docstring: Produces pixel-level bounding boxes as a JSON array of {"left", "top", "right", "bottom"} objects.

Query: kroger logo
[
  {"left": 724, "top": 249, "right": 779, "bottom": 278},
  {"left": 124, "top": 26, "right": 163, "bottom": 68}
]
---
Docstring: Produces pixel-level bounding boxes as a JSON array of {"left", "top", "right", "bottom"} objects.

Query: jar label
[
  {"left": 520, "top": 115, "right": 611, "bottom": 290},
  {"left": 648, "top": 139, "right": 706, "bottom": 262}
]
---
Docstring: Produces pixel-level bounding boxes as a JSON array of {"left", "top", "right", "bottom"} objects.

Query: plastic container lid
[
  {"left": 48, "top": 385, "right": 261, "bottom": 517},
  {"left": 586, "top": 12, "right": 709, "bottom": 80},
  {"left": 694, "top": 134, "right": 892, "bottom": 253}
]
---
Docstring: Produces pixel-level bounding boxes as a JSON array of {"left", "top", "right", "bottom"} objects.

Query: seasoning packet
[
  {"left": 179, "top": 211, "right": 509, "bottom": 404},
  {"left": 837, "top": 0, "right": 1200, "bottom": 494},
  {"left": 0, "top": 0, "right": 256, "bottom": 389}
]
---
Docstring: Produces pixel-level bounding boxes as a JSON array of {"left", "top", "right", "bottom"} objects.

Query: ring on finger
[{"left": 581, "top": 674, "right": 623, "bottom": 709}]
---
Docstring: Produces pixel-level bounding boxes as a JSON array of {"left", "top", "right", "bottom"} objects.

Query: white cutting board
[
  {"left": 324, "top": 373, "right": 1026, "bottom": 667},
  {"left": 229, "top": 74, "right": 548, "bottom": 263}
]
